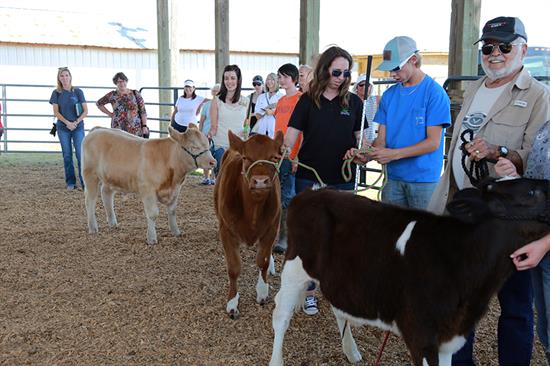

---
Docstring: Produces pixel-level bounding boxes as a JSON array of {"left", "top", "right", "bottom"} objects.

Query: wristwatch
[{"left": 498, "top": 145, "right": 509, "bottom": 158}]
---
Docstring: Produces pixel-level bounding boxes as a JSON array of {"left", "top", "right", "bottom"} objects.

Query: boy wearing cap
[
  {"left": 362, "top": 36, "right": 451, "bottom": 210},
  {"left": 428, "top": 17, "right": 550, "bottom": 366}
]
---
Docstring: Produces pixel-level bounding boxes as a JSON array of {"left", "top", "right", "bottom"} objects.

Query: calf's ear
[
  {"left": 228, "top": 130, "right": 244, "bottom": 153},
  {"left": 168, "top": 126, "right": 182, "bottom": 141},
  {"left": 446, "top": 188, "right": 490, "bottom": 223}
]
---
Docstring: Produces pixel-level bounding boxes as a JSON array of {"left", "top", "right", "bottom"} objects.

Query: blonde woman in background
[
  {"left": 49, "top": 67, "right": 88, "bottom": 190},
  {"left": 253, "top": 72, "right": 283, "bottom": 137}
]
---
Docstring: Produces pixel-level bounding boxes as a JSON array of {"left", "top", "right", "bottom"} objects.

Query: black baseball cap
[{"left": 475, "top": 16, "right": 527, "bottom": 44}]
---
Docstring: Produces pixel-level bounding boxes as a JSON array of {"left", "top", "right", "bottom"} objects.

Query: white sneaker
[{"left": 303, "top": 295, "right": 318, "bottom": 316}]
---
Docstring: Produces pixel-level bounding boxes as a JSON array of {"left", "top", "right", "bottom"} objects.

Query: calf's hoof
[
  {"left": 228, "top": 308, "right": 240, "bottom": 320},
  {"left": 345, "top": 351, "right": 362, "bottom": 364},
  {"left": 146, "top": 239, "right": 158, "bottom": 245},
  {"left": 226, "top": 293, "right": 240, "bottom": 319}
]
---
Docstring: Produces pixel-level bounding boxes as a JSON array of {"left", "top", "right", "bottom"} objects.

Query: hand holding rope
[{"left": 460, "top": 129, "right": 490, "bottom": 186}]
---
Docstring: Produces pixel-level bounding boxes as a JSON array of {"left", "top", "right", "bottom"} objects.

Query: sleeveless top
[{"left": 214, "top": 95, "right": 248, "bottom": 148}]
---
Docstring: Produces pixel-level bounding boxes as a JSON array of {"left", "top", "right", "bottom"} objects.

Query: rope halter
[
  {"left": 241, "top": 157, "right": 283, "bottom": 186},
  {"left": 182, "top": 145, "right": 211, "bottom": 169}
]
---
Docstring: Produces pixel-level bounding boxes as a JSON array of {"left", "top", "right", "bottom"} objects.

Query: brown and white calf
[
  {"left": 82, "top": 124, "right": 216, "bottom": 244},
  {"left": 214, "top": 130, "right": 284, "bottom": 319},
  {"left": 270, "top": 178, "right": 550, "bottom": 366}
]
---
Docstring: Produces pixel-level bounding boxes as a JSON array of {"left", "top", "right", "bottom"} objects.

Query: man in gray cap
[
  {"left": 351, "top": 36, "right": 451, "bottom": 210},
  {"left": 429, "top": 16, "right": 550, "bottom": 366}
]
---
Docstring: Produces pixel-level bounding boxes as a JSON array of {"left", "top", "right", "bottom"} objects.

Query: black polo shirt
[{"left": 289, "top": 93, "right": 363, "bottom": 185}]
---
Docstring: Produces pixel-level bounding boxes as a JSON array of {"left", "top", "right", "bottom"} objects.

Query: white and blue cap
[{"left": 377, "top": 36, "right": 418, "bottom": 71}]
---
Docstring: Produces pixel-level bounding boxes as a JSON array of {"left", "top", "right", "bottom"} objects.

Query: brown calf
[
  {"left": 214, "top": 130, "right": 284, "bottom": 318},
  {"left": 82, "top": 124, "right": 216, "bottom": 244}
]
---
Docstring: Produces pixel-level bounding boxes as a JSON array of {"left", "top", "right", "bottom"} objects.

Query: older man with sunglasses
[{"left": 429, "top": 16, "right": 550, "bottom": 366}]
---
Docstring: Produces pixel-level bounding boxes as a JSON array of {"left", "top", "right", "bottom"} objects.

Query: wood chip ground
[{"left": 0, "top": 158, "right": 546, "bottom": 365}]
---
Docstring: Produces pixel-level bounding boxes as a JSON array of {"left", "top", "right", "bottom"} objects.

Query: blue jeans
[
  {"left": 452, "top": 270, "right": 534, "bottom": 366},
  {"left": 381, "top": 179, "right": 437, "bottom": 210},
  {"left": 532, "top": 252, "right": 550, "bottom": 363},
  {"left": 211, "top": 144, "right": 225, "bottom": 177},
  {"left": 57, "top": 122, "right": 84, "bottom": 188},
  {"left": 279, "top": 159, "right": 295, "bottom": 209}
]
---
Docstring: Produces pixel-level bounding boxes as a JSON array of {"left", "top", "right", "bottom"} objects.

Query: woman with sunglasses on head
[
  {"left": 170, "top": 79, "right": 207, "bottom": 133},
  {"left": 208, "top": 64, "right": 249, "bottom": 178},
  {"left": 96, "top": 72, "right": 148, "bottom": 137},
  {"left": 283, "top": 46, "right": 364, "bottom": 316},
  {"left": 49, "top": 67, "right": 88, "bottom": 190},
  {"left": 246, "top": 75, "right": 264, "bottom": 133},
  {"left": 253, "top": 72, "right": 284, "bottom": 137}
]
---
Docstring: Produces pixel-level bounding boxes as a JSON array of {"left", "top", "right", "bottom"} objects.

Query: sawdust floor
[{"left": 0, "top": 159, "right": 546, "bottom": 365}]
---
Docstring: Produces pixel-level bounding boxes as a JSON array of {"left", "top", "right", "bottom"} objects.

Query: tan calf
[{"left": 82, "top": 124, "right": 216, "bottom": 244}]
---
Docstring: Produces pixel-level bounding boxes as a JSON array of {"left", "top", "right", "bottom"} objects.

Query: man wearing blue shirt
[{"left": 367, "top": 36, "right": 451, "bottom": 209}]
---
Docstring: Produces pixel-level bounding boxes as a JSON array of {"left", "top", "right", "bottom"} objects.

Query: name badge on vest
[{"left": 513, "top": 100, "right": 528, "bottom": 108}]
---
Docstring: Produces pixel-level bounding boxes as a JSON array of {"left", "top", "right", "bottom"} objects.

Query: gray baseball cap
[{"left": 377, "top": 36, "right": 418, "bottom": 71}]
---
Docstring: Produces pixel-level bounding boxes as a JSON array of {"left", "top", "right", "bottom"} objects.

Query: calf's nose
[{"left": 251, "top": 175, "right": 271, "bottom": 189}]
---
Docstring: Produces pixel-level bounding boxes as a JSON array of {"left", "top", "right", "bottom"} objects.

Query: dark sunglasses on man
[
  {"left": 331, "top": 69, "right": 351, "bottom": 78},
  {"left": 481, "top": 42, "right": 523, "bottom": 56},
  {"left": 252, "top": 81, "right": 262, "bottom": 87}
]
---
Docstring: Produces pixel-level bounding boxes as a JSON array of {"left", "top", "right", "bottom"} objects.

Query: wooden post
[
  {"left": 448, "top": 0, "right": 481, "bottom": 86},
  {"left": 299, "top": 0, "right": 320, "bottom": 67},
  {"left": 446, "top": 0, "right": 481, "bottom": 154},
  {"left": 157, "top": 0, "right": 179, "bottom": 135},
  {"left": 215, "top": 0, "right": 230, "bottom": 84}
]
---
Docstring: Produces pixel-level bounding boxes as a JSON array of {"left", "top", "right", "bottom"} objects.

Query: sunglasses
[
  {"left": 390, "top": 54, "right": 416, "bottom": 73},
  {"left": 331, "top": 69, "right": 351, "bottom": 78},
  {"left": 481, "top": 42, "right": 523, "bottom": 56},
  {"left": 252, "top": 82, "right": 263, "bottom": 87},
  {"left": 357, "top": 83, "right": 366, "bottom": 88}
]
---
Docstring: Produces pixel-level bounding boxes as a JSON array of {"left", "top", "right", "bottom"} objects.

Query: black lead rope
[
  {"left": 182, "top": 146, "right": 210, "bottom": 169},
  {"left": 460, "top": 129, "right": 490, "bottom": 186}
]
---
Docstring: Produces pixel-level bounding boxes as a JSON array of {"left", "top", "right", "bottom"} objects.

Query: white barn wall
[{"left": 0, "top": 44, "right": 298, "bottom": 152}]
